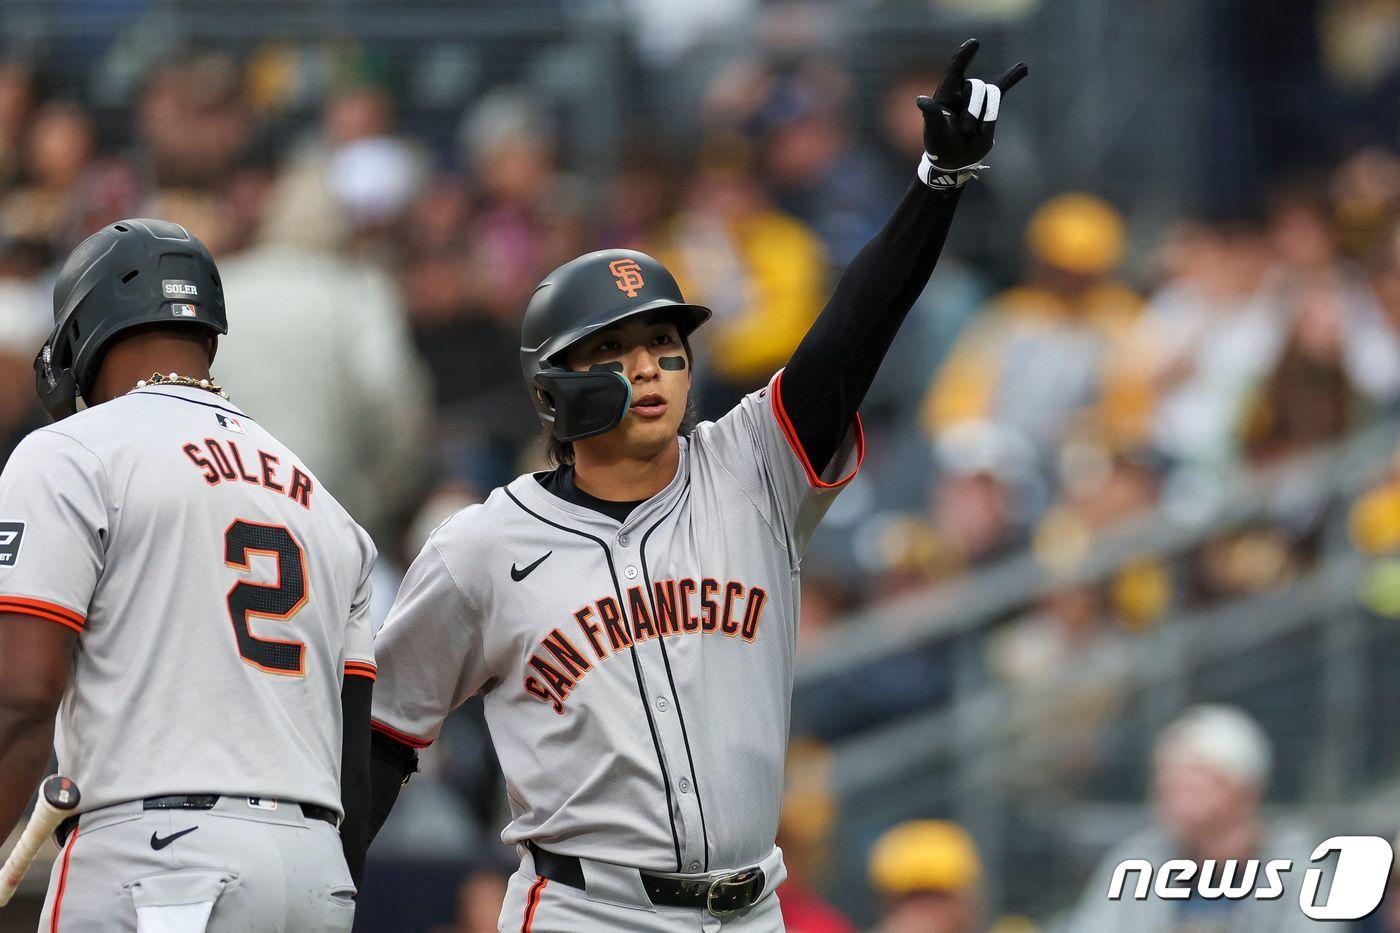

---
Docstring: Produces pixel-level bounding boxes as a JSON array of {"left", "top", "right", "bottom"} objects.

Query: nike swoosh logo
[
  {"left": 511, "top": 551, "right": 552, "bottom": 582},
  {"left": 150, "top": 826, "right": 198, "bottom": 850}
]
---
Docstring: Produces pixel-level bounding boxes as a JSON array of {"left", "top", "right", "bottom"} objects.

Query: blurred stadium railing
[{"left": 792, "top": 414, "right": 1400, "bottom": 924}]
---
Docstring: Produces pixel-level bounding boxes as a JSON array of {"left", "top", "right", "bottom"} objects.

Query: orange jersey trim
[
  {"left": 521, "top": 876, "right": 547, "bottom": 932},
  {"left": 769, "top": 370, "right": 866, "bottom": 489},
  {"left": 344, "top": 661, "right": 378, "bottom": 681},
  {"left": 370, "top": 719, "right": 433, "bottom": 749},
  {"left": 0, "top": 597, "right": 85, "bottom": 635},
  {"left": 51, "top": 825, "right": 78, "bottom": 932}
]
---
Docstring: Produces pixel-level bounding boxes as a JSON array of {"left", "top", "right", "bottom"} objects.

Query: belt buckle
[{"left": 705, "top": 867, "right": 762, "bottom": 918}]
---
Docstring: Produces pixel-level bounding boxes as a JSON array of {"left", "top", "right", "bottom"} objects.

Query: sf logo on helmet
[{"left": 610, "top": 259, "right": 645, "bottom": 298}]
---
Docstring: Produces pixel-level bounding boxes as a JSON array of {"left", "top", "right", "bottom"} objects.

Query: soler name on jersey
[
  {"left": 181, "top": 437, "right": 314, "bottom": 508},
  {"left": 525, "top": 578, "right": 768, "bottom": 714}
]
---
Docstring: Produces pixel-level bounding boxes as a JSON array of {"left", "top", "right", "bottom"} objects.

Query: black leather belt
[
  {"left": 527, "top": 842, "right": 765, "bottom": 917},
  {"left": 56, "top": 795, "right": 338, "bottom": 846}
]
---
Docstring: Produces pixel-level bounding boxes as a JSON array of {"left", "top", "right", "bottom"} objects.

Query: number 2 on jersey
[{"left": 224, "top": 520, "right": 308, "bottom": 676}]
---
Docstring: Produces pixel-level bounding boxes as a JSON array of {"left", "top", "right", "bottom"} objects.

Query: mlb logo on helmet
[
  {"left": 172, "top": 303, "right": 198, "bottom": 318},
  {"left": 215, "top": 413, "right": 244, "bottom": 434},
  {"left": 610, "top": 259, "right": 645, "bottom": 298}
]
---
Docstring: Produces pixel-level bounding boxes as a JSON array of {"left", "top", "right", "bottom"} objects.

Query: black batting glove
[{"left": 916, "top": 39, "right": 1028, "bottom": 189}]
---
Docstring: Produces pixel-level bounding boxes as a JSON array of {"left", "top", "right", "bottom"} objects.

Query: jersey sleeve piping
[
  {"left": 344, "top": 660, "right": 378, "bottom": 681},
  {"left": 769, "top": 369, "right": 866, "bottom": 489},
  {"left": 0, "top": 596, "right": 85, "bottom": 634},
  {"left": 370, "top": 718, "right": 433, "bottom": 749}
]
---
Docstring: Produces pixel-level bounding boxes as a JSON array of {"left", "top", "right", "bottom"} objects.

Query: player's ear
[{"left": 207, "top": 335, "right": 219, "bottom": 365}]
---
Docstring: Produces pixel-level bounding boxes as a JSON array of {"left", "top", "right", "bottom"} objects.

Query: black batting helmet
[
  {"left": 35, "top": 219, "right": 227, "bottom": 419},
  {"left": 521, "top": 249, "right": 710, "bottom": 442}
]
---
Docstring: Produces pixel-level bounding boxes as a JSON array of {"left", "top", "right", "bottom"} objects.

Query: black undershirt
[
  {"left": 539, "top": 464, "right": 646, "bottom": 523},
  {"left": 337, "top": 676, "right": 372, "bottom": 885},
  {"left": 780, "top": 181, "right": 963, "bottom": 473}
]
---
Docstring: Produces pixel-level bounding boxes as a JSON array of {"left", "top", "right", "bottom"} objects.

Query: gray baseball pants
[{"left": 38, "top": 796, "right": 355, "bottom": 932}]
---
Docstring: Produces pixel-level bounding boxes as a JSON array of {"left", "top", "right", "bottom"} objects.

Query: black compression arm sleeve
[
  {"left": 780, "top": 181, "right": 963, "bottom": 473},
  {"left": 338, "top": 676, "right": 373, "bottom": 888},
  {"left": 368, "top": 729, "right": 419, "bottom": 846}
]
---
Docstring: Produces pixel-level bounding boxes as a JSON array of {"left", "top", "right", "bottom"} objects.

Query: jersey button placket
[{"left": 615, "top": 540, "right": 704, "bottom": 873}]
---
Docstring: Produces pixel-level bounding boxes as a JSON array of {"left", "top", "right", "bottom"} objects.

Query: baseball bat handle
[{"left": 0, "top": 775, "right": 80, "bottom": 908}]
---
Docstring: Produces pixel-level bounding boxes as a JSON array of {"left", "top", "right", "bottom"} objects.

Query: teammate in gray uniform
[
  {"left": 367, "top": 41, "right": 1026, "bottom": 931},
  {"left": 0, "top": 220, "right": 377, "bottom": 932}
]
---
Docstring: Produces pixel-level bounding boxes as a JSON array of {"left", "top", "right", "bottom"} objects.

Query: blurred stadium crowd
[{"left": 1, "top": 0, "right": 1400, "bottom": 930}]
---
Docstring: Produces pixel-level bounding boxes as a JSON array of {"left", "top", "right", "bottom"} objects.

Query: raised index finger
[
  {"left": 996, "top": 61, "right": 1029, "bottom": 93},
  {"left": 944, "top": 38, "right": 980, "bottom": 84}
]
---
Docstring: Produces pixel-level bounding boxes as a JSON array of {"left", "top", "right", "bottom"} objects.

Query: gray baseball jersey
[
  {"left": 371, "top": 370, "right": 863, "bottom": 874},
  {"left": 0, "top": 384, "right": 377, "bottom": 817}
]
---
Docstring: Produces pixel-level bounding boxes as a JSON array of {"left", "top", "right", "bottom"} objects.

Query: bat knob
[{"left": 41, "top": 776, "right": 79, "bottom": 811}]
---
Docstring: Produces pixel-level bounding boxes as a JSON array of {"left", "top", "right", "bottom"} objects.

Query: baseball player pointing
[
  {"left": 368, "top": 40, "right": 1026, "bottom": 931},
  {"left": 0, "top": 220, "right": 377, "bottom": 930}
]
